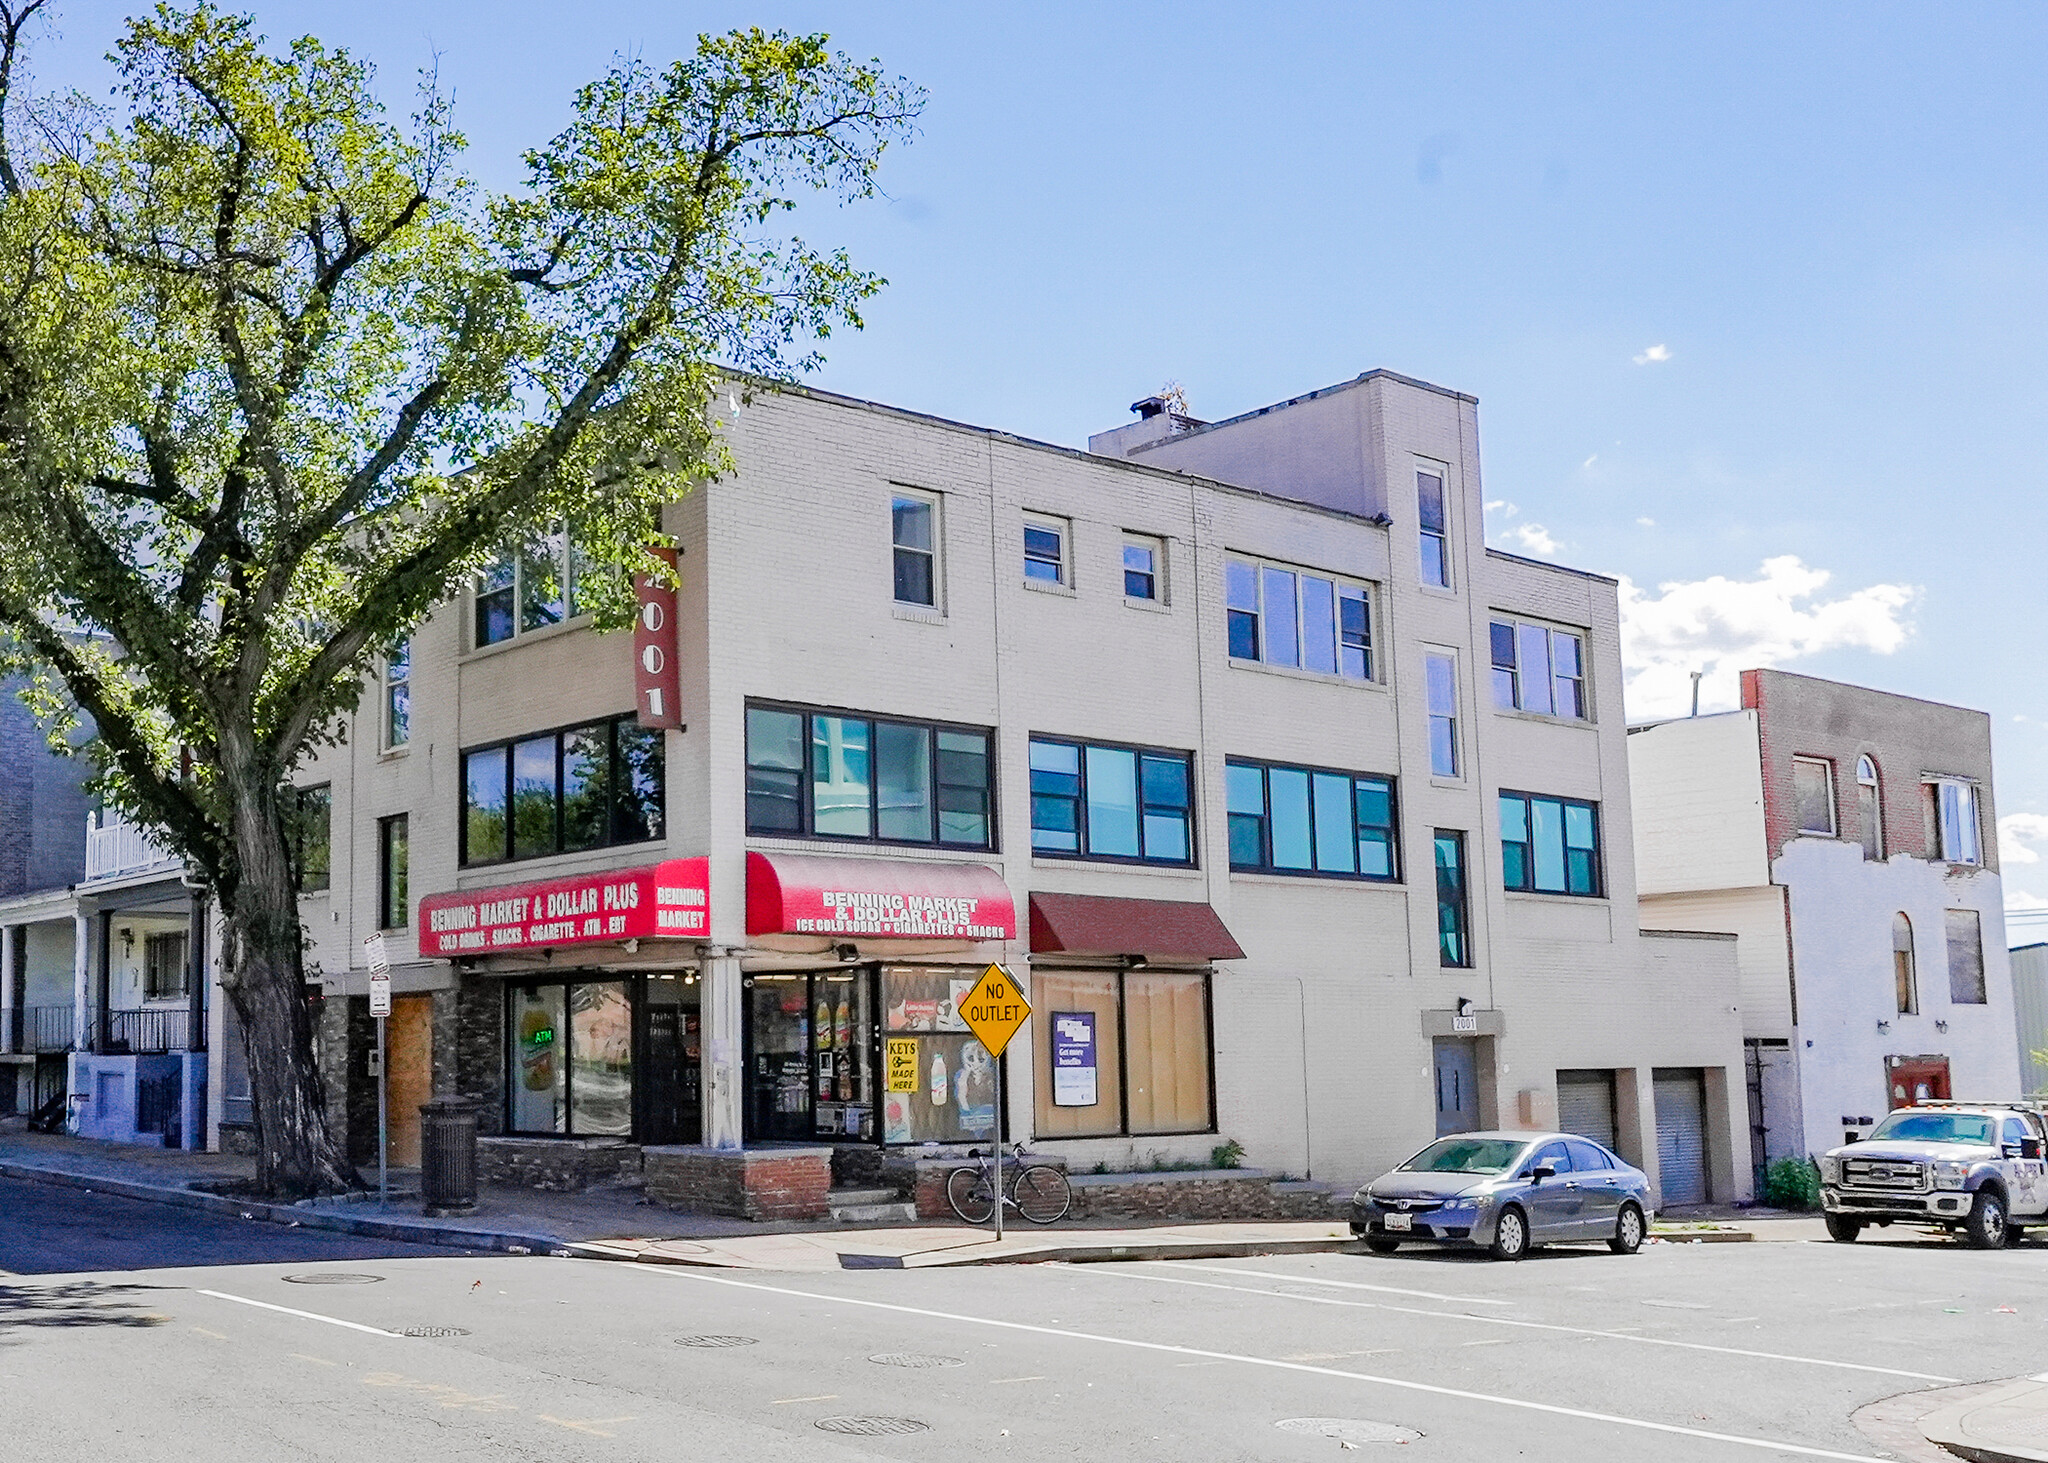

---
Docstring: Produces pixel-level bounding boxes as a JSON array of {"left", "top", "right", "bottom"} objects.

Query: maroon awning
[{"left": 1028, "top": 891, "right": 1245, "bottom": 962}]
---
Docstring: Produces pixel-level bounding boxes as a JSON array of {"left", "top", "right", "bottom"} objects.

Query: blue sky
[{"left": 28, "top": 3, "right": 2048, "bottom": 929}]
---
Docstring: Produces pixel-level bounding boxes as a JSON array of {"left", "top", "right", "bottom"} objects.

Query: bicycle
[{"left": 945, "top": 1142, "right": 1072, "bottom": 1225}]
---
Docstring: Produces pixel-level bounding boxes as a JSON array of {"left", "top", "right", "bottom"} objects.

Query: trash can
[{"left": 419, "top": 1095, "right": 481, "bottom": 1217}]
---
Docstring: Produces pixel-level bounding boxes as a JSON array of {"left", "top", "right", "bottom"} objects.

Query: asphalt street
[{"left": 3, "top": 1188, "right": 2045, "bottom": 1462}]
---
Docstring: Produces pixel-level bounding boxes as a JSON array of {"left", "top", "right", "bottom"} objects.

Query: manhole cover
[
  {"left": 402, "top": 1326, "right": 471, "bottom": 1338},
  {"left": 282, "top": 1273, "right": 384, "bottom": 1285},
  {"left": 869, "top": 1353, "right": 965, "bottom": 1369},
  {"left": 674, "top": 1335, "right": 759, "bottom": 1349},
  {"left": 816, "top": 1417, "right": 930, "bottom": 1437},
  {"left": 1276, "top": 1417, "right": 1424, "bottom": 1445}
]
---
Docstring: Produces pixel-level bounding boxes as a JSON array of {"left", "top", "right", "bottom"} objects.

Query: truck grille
[{"left": 1843, "top": 1158, "right": 1927, "bottom": 1191}]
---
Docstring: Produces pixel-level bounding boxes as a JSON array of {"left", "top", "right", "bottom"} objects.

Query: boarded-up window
[
  {"left": 1031, "top": 971, "right": 1123, "bottom": 1138},
  {"left": 1029, "top": 969, "right": 1212, "bottom": 1139},
  {"left": 1947, "top": 910, "right": 1986, "bottom": 1004},
  {"left": 1124, "top": 972, "right": 1210, "bottom": 1135}
]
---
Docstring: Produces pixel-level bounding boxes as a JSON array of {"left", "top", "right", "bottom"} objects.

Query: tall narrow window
[
  {"left": 1417, "top": 468, "right": 1450, "bottom": 588},
  {"left": 1023, "top": 513, "right": 1068, "bottom": 585},
  {"left": 1792, "top": 757, "right": 1836, "bottom": 836},
  {"left": 1225, "top": 559, "right": 1260, "bottom": 659},
  {"left": 1946, "top": 908, "right": 1986, "bottom": 1004},
  {"left": 291, "top": 785, "right": 332, "bottom": 893},
  {"left": 1892, "top": 912, "right": 1916, "bottom": 1015},
  {"left": 1435, "top": 831, "right": 1470, "bottom": 968},
  {"left": 1929, "top": 780, "right": 1982, "bottom": 864},
  {"left": 380, "top": 815, "right": 410, "bottom": 930},
  {"left": 1426, "top": 652, "right": 1460, "bottom": 778},
  {"left": 1123, "top": 535, "right": 1162, "bottom": 601},
  {"left": 384, "top": 639, "right": 411, "bottom": 748},
  {"left": 143, "top": 931, "right": 190, "bottom": 1000},
  {"left": 892, "top": 492, "right": 937, "bottom": 607},
  {"left": 1858, "top": 756, "right": 1883, "bottom": 861}
]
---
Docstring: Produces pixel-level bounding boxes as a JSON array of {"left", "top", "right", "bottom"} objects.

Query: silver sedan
[{"left": 1350, "top": 1131, "right": 1654, "bottom": 1261}]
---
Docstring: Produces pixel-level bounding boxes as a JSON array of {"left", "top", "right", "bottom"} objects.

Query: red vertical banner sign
[{"left": 634, "top": 545, "right": 683, "bottom": 730}]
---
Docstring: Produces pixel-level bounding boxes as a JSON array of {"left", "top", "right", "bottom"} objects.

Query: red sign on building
[
  {"left": 634, "top": 545, "right": 683, "bottom": 730},
  {"left": 746, "top": 851, "right": 1016, "bottom": 940},
  {"left": 418, "top": 857, "right": 709, "bottom": 957}
]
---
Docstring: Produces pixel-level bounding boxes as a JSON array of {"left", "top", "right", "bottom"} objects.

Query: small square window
[
  {"left": 1023, "top": 513, "right": 1069, "bottom": 586},
  {"left": 1123, "top": 535, "right": 1163, "bottom": 601}
]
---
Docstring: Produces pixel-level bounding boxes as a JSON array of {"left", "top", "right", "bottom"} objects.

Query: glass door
[{"left": 748, "top": 977, "right": 813, "bottom": 1141}]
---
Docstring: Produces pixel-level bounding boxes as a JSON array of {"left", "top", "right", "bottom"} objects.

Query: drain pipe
[{"left": 1289, "top": 972, "right": 1313, "bottom": 1180}]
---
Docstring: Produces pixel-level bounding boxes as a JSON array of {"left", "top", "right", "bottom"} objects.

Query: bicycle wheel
[
  {"left": 946, "top": 1166, "right": 996, "bottom": 1224},
  {"left": 1010, "top": 1165, "right": 1072, "bottom": 1225}
]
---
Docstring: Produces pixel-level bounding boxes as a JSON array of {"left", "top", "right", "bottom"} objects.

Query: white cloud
[
  {"left": 2001, "top": 814, "right": 2048, "bottom": 866},
  {"left": 1619, "top": 556, "right": 1918, "bottom": 720},
  {"left": 1636, "top": 516, "right": 1656, "bottom": 528},
  {"left": 1633, "top": 344, "right": 1672, "bottom": 365},
  {"left": 1582, "top": 453, "right": 1599, "bottom": 470},
  {"left": 1485, "top": 499, "right": 1517, "bottom": 518},
  {"left": 1502, "top": 522, "right": 1562, "bottom": 557}
]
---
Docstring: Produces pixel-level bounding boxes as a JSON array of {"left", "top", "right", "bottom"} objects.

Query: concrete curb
[
  {"left": 1649, "top": 1228, "right": 1754, "bottom": 1244},
  {"left": 0, "top": 1160, "right": 569, "bottom": 1258},
  {"left": 1918, "top": 1377, "right": 2048, "bottom": 1463},
  {"left": 569, "top": 1234, "right": 1364, "bottom": 1269}
]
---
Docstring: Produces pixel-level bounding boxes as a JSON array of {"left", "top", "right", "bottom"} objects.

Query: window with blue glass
[
  {"left": 1434, "top": 830, "right": 1470, "bottom": 967},
  {"left": 745, "top": 703, "right": 994, "bottom": 849},
  {"left": 1030, "top": 737, "right": 1193, "bottom": 865},
  {"left": 1225, "top": 758, "right": 1398, "bottom": 880},
  {"left": 1499, "top": 791, "right": 1603, "bottom": 897}
]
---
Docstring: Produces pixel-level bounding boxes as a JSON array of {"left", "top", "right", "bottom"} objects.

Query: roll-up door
[
  {"left": 1653, "top": 1068, "right": 1709, "bottom": 1206},
  {"left": 1556, "top": 1070, "right": 1617, "bottom": 1151}
]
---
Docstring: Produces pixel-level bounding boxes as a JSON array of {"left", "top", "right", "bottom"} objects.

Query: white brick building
[{"left": 286, "top": 369, "right": 1749, "bottom": 1209}]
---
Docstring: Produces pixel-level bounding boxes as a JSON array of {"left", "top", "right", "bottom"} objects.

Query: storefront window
[
  {"left": 747, "top": 973, "right": 880, "bottom": 1142},
  {"left": 506, "top": 980, "right": 633, "bottom": 1136},
  {"left": 1032, "top": 968, "right": 1214, "bottom": 1138},
  {"left": 880, "top": 968, "right": 997, "bottom": 1144},
  {"left": 508, "top": 984, "right": 567, "bottom": 1132}
]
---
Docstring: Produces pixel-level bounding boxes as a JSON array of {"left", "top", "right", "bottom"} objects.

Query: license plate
[{"left": 1384, "top": 1212, "right": 1413, "bottom": 1232}]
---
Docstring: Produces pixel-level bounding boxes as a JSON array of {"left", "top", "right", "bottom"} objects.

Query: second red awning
[{"left": 1028, "top": 891, "right": 1245, "bottom": 961}]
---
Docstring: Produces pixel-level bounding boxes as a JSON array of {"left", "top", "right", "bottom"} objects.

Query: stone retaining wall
[
  {"left": 477, "top": 1137, "right": 642, "bottom": 1192},
  {"left": 644, "top": 1145, "right": 833, "bottom": 1220},
  {"left": 1068, "top": 1168, "right": 1344, "bottom": 1222}
]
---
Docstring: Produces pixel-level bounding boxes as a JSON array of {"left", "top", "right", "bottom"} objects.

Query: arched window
[
  {"left": 1858, "top": 756, "right": 1883, "bottom": 861},
  {"left": 1893, "top": 912, "right": 1917, "bottom": 1015}
]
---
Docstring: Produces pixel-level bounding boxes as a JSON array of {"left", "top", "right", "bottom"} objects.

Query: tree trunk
[{"left": 221, "top": 787, "right": 359, "bottom": 1199}]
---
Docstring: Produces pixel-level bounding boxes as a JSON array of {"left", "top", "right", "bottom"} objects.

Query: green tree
[{"left": 0, "top": 2, "right": 920, "bottom": 1196}]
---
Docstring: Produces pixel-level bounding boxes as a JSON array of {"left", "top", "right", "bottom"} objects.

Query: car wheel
[
  {"left": 1965, "top": 1190, "right": 2008, "bottom": 1250},
  {"left": 1608, "top": 1202, "right": 1646, "bottom": 1255},
  {"left": 1823, "top": 1214, "right": 1862, "bottom": 1243},
  {"left": 1364, "top": 1237, "right": 1400, "bottom": 1255},
  {"left": 1489, "top": 1205, "right": 1529, "bottom": 1261}
]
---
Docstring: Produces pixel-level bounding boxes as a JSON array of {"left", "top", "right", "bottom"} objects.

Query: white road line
[
  {"left": 628, "top": 1265, "right": 1889, "bottom": 1462},
  {"left": 1087, "top": 1264, "right": 1962, "bottom": 1384},
  {"left": 1176, "top": 1263, "right": 1513, "bottom": 1305},
  {"left": 195, "top": 1289, "right": 402, "bottom": 1337}
]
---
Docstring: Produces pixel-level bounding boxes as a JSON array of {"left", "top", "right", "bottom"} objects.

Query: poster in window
[
  {"left": 954, "top": 1039, "right": 996, "bottom": 1136},
  {"left": 1051, "top": 1011, "right": 1098, "bottom": 1107},
  {"left": 886, "top": 1037, "right": 919, "bottom": 1093}
]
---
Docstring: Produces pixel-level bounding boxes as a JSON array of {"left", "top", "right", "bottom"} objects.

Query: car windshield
[
  {"left": 1398, "top": 1137, "right": 1529, "bottom": 1175},
  {"left": 1865, "top": 1111, "right": 1997, "bottom": 1145}
]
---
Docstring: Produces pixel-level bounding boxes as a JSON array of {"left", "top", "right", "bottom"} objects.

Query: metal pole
[
  {"left": 993, "top": 1054, "right": 1003, "bottom": 1242},
  {"left": 377, "top": 1014, "right": 388, "bottom": 1207}
]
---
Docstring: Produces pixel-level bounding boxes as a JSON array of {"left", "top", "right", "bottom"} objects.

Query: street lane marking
[
  {"left": 1088, "top": 1265, "right": 1962, "bottom": 1384},
  {"left": 770, "top": 1395, "right": 838, "bottom": 1405},
  {"left": 630, "top": 1265, "right": 1890, "bottom": 1463},
  {"left": 196, "top": 1289, "right": 402, "bottom": 1337},
  {"left": 990, "top": 1376, "right": 1046, "bottom": 1383},
  {"left": 190, "top": 1326, "right": 227, "bottom": 1340},
  {"left": 1178, "top": 1263, "right": 1513, "bottom": 1305},
  {"left": 537, "top": 1414, "right": 635, "bottom": 1438}
]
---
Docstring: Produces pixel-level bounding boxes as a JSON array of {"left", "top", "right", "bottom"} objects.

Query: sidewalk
[{"left": 1908, "top": 1373, "right": 2048, "bottom": 1463}]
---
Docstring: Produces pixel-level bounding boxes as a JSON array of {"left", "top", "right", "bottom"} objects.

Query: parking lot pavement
[{"left": 5, "top": 1227, "right": 2045, "bottom": 1461}]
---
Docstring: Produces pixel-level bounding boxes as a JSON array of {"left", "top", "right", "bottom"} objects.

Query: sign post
[
  {"left": 364, "top": 935, "right": 391, "bottom": 1207},
  {"left": 957, "top": 963, "right": 1031, "bottom": 1240}
]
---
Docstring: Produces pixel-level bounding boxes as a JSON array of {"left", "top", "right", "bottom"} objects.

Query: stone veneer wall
[
  {"left": 644, "top": 1145, "right": 833, "bottom": 1220},
  {"left": 455, "top": 982, "right": 506, "bottom": 1136},
  {"left": 477, "top": 1137, "right": 643, "bottom": 1192},
  {"left": 1068, "top": 1169, "right": 1343, "bottom": 1222}
]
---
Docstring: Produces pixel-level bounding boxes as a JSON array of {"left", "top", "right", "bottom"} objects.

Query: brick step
[
  {"left": 827, "top": 1187, "right": 904, "bottom": 1207},
  {"left": 829, "top": 1199, "right": 920, "bottom": 1225}
]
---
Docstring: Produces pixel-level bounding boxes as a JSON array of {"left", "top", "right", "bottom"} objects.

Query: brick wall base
[
  {"left": 1068, "top": 1169, "right": 1344, "bottom": 1223},
  {"left": 644, "top": 1145, "right": 833, "bottom": 1220},
  {"left": 477, "top": 1136, "right": 642, "bottom": 1192}
]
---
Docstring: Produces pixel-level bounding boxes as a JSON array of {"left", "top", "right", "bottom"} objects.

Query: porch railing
[
  {"left": 8, "top": 1005, "right": 74, "bottom": 1053},
  {"left": 83, "top": 815, "right": 181, "bottom": 882},
  {"left": 103, "top": 1007, "right": 195, "bottom": 1054}
]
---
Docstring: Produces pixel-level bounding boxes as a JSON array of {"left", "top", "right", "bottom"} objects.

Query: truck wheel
[
  {"left": 1965, "top": 1189, "right": 2008, "bottom": 1250},
  {"left": 1824, "top": 1214, "right": 1863, "bottom": 1243}
]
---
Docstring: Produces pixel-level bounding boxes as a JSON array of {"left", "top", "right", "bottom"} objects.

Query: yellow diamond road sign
[{"left": 958, "top": 963, "right": 1030, "bottom": 1058}]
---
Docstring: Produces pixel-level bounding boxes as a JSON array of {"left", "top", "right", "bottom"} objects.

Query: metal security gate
[
  {"left": 1556, "top": 1070, "right": 1617, "bottom": 1150},
  {"left": 1653, "top": 1068, "right": 1709, "bottom": 1206}
]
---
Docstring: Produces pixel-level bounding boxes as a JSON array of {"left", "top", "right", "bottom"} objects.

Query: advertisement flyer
[
  {"left": 1051, "top": 1010, "right": 1098, "bottom": 1106},
  {"left": 885, "top": 1037, "right": 919, "bottom": 1093}
]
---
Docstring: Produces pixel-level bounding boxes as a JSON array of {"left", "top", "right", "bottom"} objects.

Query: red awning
[
  {"left": 746, "top": 851, "right": 1016, "bottom": 941},
  {"left": 1028, "top": 891, "right": 1245, "bottom": 962}
]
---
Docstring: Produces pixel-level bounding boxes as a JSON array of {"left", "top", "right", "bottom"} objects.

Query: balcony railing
[
  {"left": 83, "top": 815, "right": 181, "bottom": 883},
  {"left": 6, "top": 1005, "right": 73, "bottom": 1053},
  {"left": 103, "top": 1007, "right": 196, "bottom": 1054}
]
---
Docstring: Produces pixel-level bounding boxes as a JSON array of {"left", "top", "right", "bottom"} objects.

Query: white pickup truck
[{"left": 1818, "top": 1101, "right": 2048, "bottom": 1248}]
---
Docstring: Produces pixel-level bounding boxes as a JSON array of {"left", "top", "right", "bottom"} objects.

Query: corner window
[
  {"left": 892, "top": 491, "right": 939, "bottom": 607},
  {"left": 291, "top": 785, "right": 331, "bottom": 892},
  {"left": 383, "top": 638, "right": 411, "bottom": 748},
  {"left": 461, "top": 716, "right": 665, "bottom": 866},
  {"left": 1489, "top": 619, "right": 1587, "bottom": 720},
  {"left": 1893, "top": 912, "right": 1917, "bottom": 1015},
  {"left": 1029, "top": 737, "right": 1193, "bottom": 865},
  {"left": 143, "top": 931, "right": 190, "bottom": 1000},
  {"left": 1927, "top": 779, "right": 1982, "bottom": 864},
  {"left": 1023, "top": 512, "right": 1069, "bottom": 587},
  {"left": 1224, "top": 556, "right": 1373, "bottom": 680},
  {"left": 1031, "top": 968, "right": 1213, "bottom": 1138},
  {"left": 746, "top": 703, "right": 992, "bottom": 849},
  {"left": 1225, "top": 758, "right": 1398, "bottom": 880},
  {"left": 379, "top": 815, "right": 410, "bottom": 931},
  {"left": 1417, "top": 467, "right": 1450, "bottom": 589},
  {"left": 1425, "top": 652, "right": 1460, "bottom": 777},
  {"left": 1858, "top": 756, "right": 1883, "bottom": 861},
  {"left": 1793, "top": 757, "right": 1836, "bottom": 836},
  {"left": 1123, "top": 534, "right": 1163, "bottom": 601},
  {"left": 1435, "top": 830, "right": 1470, "bottom": 967},
  {"left": 473, "top": 524, "right": 589, "bottom": 649},
  {"left": 506, "top": 980, "right": 632, "bottom": 1136},
  {"left": 1946, "top": 908, "right": 1986, "bottom": 1004},
  {"left": 1499, "top": 791, "right": 1603, "bottom": 897}
]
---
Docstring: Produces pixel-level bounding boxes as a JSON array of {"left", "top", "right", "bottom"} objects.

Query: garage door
[
  {"left": 1653, "top": 1068, "right": 1709, "bottom": 1206},
  {"left": 1556, "top": 1070, "right": 1617, "bottom": 1151}
]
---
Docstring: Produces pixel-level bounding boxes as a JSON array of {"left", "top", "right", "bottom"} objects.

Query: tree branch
[{"left": 0, "top": 0, "right": 49, "bottom": 198}]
